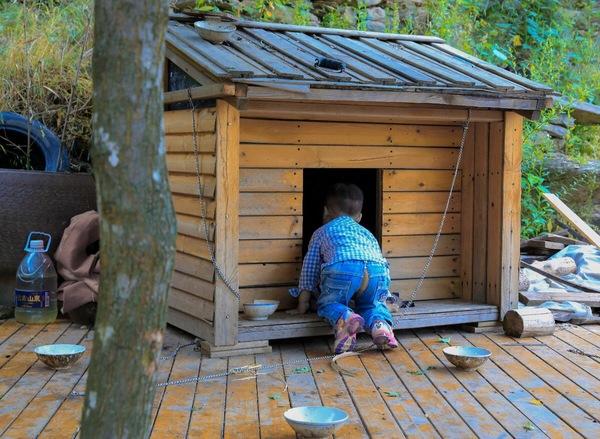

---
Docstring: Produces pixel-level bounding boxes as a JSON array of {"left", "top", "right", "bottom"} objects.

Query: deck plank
[
  {"left": 442, "top": 330, "right": 578, "bottom": 437},
  {"left": 255, "top": 345, "right": 295, "bottom": 439},
  {"left": 224, "top": 354, "right": 260, "bottom": 439},
  {"left": 0, "top": 321, "right": 70, "bottom": 398},
  {"left": 150, "top": 337, "right": 202, "bottom": 438},
  {"left": 1, "top": 325, "right": 90, "bottom": 438},
  {"left": 358, "top": 339, "right": 440, "bottom": 438},
  {"left": 398, "top": 332, "right": 508, "bottom": 438},
  {"left": 0, "top": 321, "right": 24, "bottom": 345},
  {"left": 303, "top": 339, "right": 368, "bottom": 438},
  {"left": 382, "top": 335, "right": 475, "bottom": 438},
  {"left": 487, "top": 333, "right": 600, "bottom": 422},
  {"left": 564, "top": 324, "right": 600, "bottom": 349},
  {"left": 0, "top": 323, "right": 48, "bottom": 369},
  {"left": 415, "top": 330, "right": 538, "bottom": 438},
  {"left": 187, "top": 356, "right": 228, "bottom": 438},
  {"left": 463, "top": 332, "right": 596, "bottom": 437},
  {"left": 553, "top": 329, "right": 600, "bottom": 364},
  {"left": 536, "top": 334, "right": 600, "bottom": 378},
  {"left": 281, "top": 342, "right": 322, "bottom": 408}
]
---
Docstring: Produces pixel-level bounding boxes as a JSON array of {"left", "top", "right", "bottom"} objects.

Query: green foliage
[
  {"left": 291, "top": 0, "right": 312, "bottom": 26},
  {"left": 355, "top": 1, "right": 368, "bottom": 32},
  {"left": 321, "top": 5, "right": 352, "bottom": 29}
]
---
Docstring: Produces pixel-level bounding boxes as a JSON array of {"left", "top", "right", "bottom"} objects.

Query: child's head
[{"left": 323, "top": 183, "right": 363, "bottom": 223}]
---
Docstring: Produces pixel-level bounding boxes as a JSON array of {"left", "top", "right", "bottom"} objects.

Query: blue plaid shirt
[{"left": 290, "top": 216, "right": 387, "bottom": 297}]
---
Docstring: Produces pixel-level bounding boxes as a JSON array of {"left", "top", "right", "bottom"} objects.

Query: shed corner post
[
  {"left": 500, "top": 111, "right": 523, "bottom": 318},
  {"left": 213, "top": 99, "right": 240, "bottom": 346}
]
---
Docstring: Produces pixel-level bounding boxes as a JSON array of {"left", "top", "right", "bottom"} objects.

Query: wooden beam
[
  {"left": 163, "top": 83, "right": 238, "bottom": 105},
  {"left": 519, "top": 290, "right": 600, "bottom": 308},
  {"left": 213, "top": 100, "right": 240, "bottom": 346},
  {"left": 499, "top": 112, "right": 523, "bottom": 317},
  {"left": 245, "top": 86, "right": 545, "bottom": 110},
  {"left": 542, "top": 192, "right": 600, "bottom": 248}
]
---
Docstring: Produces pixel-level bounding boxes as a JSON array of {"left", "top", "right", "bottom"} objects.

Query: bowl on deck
[
  {"left": 242, "top": 300, "right": 279, "bottom": 321},
  {"left": 194, "top": 20, "right": 236, "bottom": 44},
  {"left": 443, "top": 345, "right": 491, "bottom": 371},
  {"left": 34, "top": 344, "right": 86, "bottom": 370},
  {"left": 284, "top": 406, "right": 349, "bottom": 438}
]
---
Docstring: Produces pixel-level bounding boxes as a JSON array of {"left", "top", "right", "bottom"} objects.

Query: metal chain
[
  {"left": 398, "top": 111, "right": 471, "bottom": 318},
  {"left": 188, "top": 89, "right": 240, "bottom": 300},
  {"left": 568, "top": 347, "right": 600, "bottom": 360}
]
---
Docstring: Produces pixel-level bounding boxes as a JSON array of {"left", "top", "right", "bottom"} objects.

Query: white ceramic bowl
[
  {"left": 243, "top": 300, "right": 279, "bottom": 320},
  {"left": 284, "top": 406, "right": 349, "bottom": 438},
  {"left": 194, "top": 21, "right": 236, "bottom": 44},
  {"left": 34, "top": 344, "right": 86, "bottom": 370},
  {"left": 443, "top": 345, "right": 491, "bottom": 370}
]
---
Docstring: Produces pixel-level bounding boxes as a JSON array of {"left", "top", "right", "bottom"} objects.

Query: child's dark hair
[{"left": 326, "top": 183, "right": 363, "bottom": 216}]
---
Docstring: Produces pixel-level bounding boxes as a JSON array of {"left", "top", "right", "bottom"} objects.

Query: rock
[
  {"left": 342, "top": 6, "right": 357, "bottom": 26},
  {"left": 363, "top": 0, "right": 382, "bottom": 6},
  {"left": 531, "top": 130, "right": 552, "bottom": 146},
  {"left": 550, "top": 113, "right": 575, "bottom": 128},
  {"left": 541, "top": 123, "right": 569, "bottom": 139},
  {"left": 309, "top": 13, "right": 320, "bottom": 26},
  {"left": 367, "top": 6, "right": 386, "bottom": 21},
  {"left": 367, "top": 20, "right": 387, "bottom": 32}
]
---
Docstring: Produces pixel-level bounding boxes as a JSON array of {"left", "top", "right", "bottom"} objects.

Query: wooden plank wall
[
  {"left": 239, "top": 117, "right": 465, "bottom": 307},
  {"left": 165, "top": 107, "right": 218, "bottom": 341}
]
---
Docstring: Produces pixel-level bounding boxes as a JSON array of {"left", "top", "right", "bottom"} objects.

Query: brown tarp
[{"left": 55, "top": 210, "right": 99, "bottom": 314}]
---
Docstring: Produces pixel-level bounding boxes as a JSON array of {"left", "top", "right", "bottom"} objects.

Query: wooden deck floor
[{"left": 0, "top": 319, "right": 599, "bottom": 438}]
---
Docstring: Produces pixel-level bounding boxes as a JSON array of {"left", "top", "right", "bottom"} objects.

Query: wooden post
[
  {"left": 472, "top": 123, "right": 489, "bottom": 303},
  {"left": 503, "top": 308, "right": 555, "bottom": 337},
  {"left": 460, "top": 126, "right": 475, "bottom": 301},
  {"left": 213, "top": 99, "right": 240, "bottom": 346},
  {"left": 500, "top": 112, "right": 523, "bottom": 317},
  {"left": 81, "top": 0, "right": 175, "bottom": 437}
]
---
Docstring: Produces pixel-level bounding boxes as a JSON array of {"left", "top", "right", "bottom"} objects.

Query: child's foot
[
  {"left": 334, "top": 312, "right": 364, "bottom": 354},
  {"left": 371, "top": 320, "right": 399, "bottom": 349}
]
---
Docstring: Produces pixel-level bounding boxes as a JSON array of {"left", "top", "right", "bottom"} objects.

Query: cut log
[
  {"left": 532, "top": 257, "right": 576, "bottom": 277},
  {"left": 520, "top": 239, "right": 564, "bottom": 251},
  {"left": 503, "top": 308, "right": 555, "bottom": 337},
  {"left": 520, "top": 290, "right": 600, "bottom": 308},
  {"left": 518, "top": 269, "right": 530, "bottom": 292},
  {"left": 538, "top": 233, "right": 588, "bottom": 246},
  {"left": 521, "top": 260, "right": 600, "bottom": 293}
]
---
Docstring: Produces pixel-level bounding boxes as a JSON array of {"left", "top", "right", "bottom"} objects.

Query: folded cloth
[{"left": 55, "top": 210, "right": 99, "bottom": 314}]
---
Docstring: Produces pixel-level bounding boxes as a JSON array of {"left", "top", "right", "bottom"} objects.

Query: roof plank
[
  {"left": 227, "top": 31, "right": 306, "bottom": 79},
  {"left": 399, "top": 41, "right": 524, "bottom": 91},
  {"left": 433, "top": 43, "right": 553, "bottom": 92},
  {"left": 286, "top": 32, "right": 398, "bottom": 84},
  {"left": 360, "top": 38, "right": 481, "bottom": 87},
  {"left": 321, "top": 34, "right": 438, "bottom": 85},
  {"left": 244, "top": 28, "right": 353, "bottom": 81}
]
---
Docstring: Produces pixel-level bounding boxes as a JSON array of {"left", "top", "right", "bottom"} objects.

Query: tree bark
[{"left": 80, "top": 1, "right": 175, "bottom": 438}]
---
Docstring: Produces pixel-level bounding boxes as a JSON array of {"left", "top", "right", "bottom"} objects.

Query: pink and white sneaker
[
  {"left": 334, "top": 312, "right": 364, "bottom": 354},
  {"left": 371, "top": 320, "right": 399, "bottom": 349}
]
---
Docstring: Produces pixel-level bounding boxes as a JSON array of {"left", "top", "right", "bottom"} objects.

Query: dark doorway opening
[{"left": 302, "top": 169, "right": 381, "bottom": 255}]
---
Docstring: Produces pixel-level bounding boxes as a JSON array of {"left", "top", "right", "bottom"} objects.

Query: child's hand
[{"left": 286, "top": 290, "right": 311, "bottom": 315}]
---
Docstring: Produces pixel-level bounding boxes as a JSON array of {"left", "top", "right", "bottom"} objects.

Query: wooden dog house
[{"left": 162, "top": 17, "right": 554, "bottom": 355}]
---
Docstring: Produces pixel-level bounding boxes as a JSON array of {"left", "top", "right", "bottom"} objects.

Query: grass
[{"left": 0, "top": 0, "right": 93, "bottom": 170}]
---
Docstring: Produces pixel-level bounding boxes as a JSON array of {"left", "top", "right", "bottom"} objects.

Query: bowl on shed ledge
[
  {"left": 34, "top": 344, "right": 86, "bottom": 370},
  {"left": 242, "top": 299, "right": 279, "bottom": 320},
  {"left": 443, "top": 345, "right": 491, "bottom": 371},
  {"left": 194, "top": 20, "right": 236, "bottom": 44},
  {"left": 284, "top": 406, "right": 349, "bottom": 438}
]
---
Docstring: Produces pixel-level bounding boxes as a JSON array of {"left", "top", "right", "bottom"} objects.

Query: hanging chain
[
  {"left": 399, "top": 111, "right": 471, "bottom": 318},
  {"left": 188, "top": 89, "right": 240, "bottom": 300}
]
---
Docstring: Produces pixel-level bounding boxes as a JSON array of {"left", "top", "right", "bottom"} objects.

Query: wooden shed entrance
[{"left": 162, "top": 15, "right": 555, "bottom": 356}]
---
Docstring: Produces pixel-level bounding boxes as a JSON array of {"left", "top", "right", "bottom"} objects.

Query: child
[{"left": 288, "top": 183, "right": 399, "bottom": 354}]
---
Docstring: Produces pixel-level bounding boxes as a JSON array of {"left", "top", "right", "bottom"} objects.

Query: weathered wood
[
  {"left": 171, "top": 271, "right": 215, "bottom": 301},
  {"left": 239, "top": 286, "right": 297, "bottom": 311},
  {"left": 486, "top": 121, "right": 503, "bottom": 307},
  {"left": 240, "top": 192, "right": 301, "bottom": 216},
  {"left": 164, "top": 108, "right": 216, "bottom": 133},
  {"left": 389, "top": 256, "right": 460, "bottom": 280},
  {"left": 166, "top": 132, "right": 216, "bottom": 153},
  {"left": 519, "top": 290, "right": 600, "bottom": 308},
  {"left": 383, "top": 234, "right": 460, "bottom": 257},
  {"left": 543, "top": 192, "right": 600, "bottom": 247},
  {"left": 240, "top": 145, "right": 459, "bottom": 169},
  {"left": 241, "top": 119, "right": 460, "bottom": 146},
  {"left": 384, "top": 192, "right": 460, "bottom": 213},
  {"left": 223, "top": 354, "right": 260, "bottom": 439},
  {"left": 176, "top": 215, "right": 215, "bottom": 242},
  {"left": 472, "top": 122, "right": 489, "bottom": 303},
  {"left": 166, "top": 152, "right": 216, "bottom": 175},
  {"left": 169, "top": 287, "right": 214, "bottom": 321},
  {"left": 81, "top": 2, "right": 175, "bottom": 437},
  {"left": 460, "top": 126, "right": 475, "bottom": 301},
  {"left": 163, "top": 83, "right": 236, "bottom": 105},
  {"left": 383, "top": 169, "right": 461, "bottom": 191},
  {"left": 200, "top": 340, "right": 271, "bottom": 358},
  {"left": 240, "top": 215, "right": 302, "bottom": 240},
  {"left": 532, "top": 257, "right": 577, "bottom": 276},
  {"left": 242, "top": 101, "right": 504, "bottom": 124},
  {"left": 239, "top": 168, "right": 301, "bottom": 192},
  {"left": 239, "top": 239, "right": 302, "bottom": 263},
  {"left": 213, "top": 100, "right": 240, "bottom": 346},
  {"left": 383, "top": 213, "right": 460, "bottom": 236},
  {"left": 521, "top": 260, "right": 600, "bottom": 293},
  {"left": 176, "top": 233, "right": 212, "bottom": 259},
  {"left": 499, "top": 113, "right": 523, "bottom": 317},
  {"left": 172, "top": 194, "right": 216, "bottom": 218},
  {"left": 166, "top": 44, "right": 218, "bottom": 84},
  {"left": 167, "top": 308, "right": 214, "bottom": 342},
  {"left": 239, "top": 262, "right": 300, "bottom": 287},
  {"left": 391, "top": 277, "right": 459, "bottom": 300},
  {"left": 503, "top": 308, "right": 555, "bottom": 338},
  {"left": 169, "top": 173, "right": 216, "bottom": 198},
  {"left": 174, "top": 251, "right": 214, "bottom": 281},
  {"left": 187, "top": 356, "right": 227, "bottom": 437}
]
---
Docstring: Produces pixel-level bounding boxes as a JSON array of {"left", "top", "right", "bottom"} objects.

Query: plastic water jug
[{"left": 14, "top": 232, "right": 57, "bottom": 324}]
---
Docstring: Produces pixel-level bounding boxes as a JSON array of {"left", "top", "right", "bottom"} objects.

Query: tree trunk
[{"left": 80, "top": 1, "right": 175, "bottom": 438}]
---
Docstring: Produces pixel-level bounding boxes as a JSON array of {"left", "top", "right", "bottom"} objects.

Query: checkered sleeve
[{"left": 298, "top": 232, "right": 322, "bottom": 293}]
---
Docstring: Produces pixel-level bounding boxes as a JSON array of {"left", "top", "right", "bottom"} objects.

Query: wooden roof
[{"left": 166, "top": 18, "right": 555, "bottom": 109}]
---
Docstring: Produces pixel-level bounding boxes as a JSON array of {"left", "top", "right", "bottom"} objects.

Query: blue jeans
[{"left": 317, "top": 260, "right": 392, "bottom": 329}]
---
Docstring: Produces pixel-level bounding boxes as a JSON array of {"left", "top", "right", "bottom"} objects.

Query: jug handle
[{"left": 24, "top": 232, "right": 52, "bottom": 253}]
